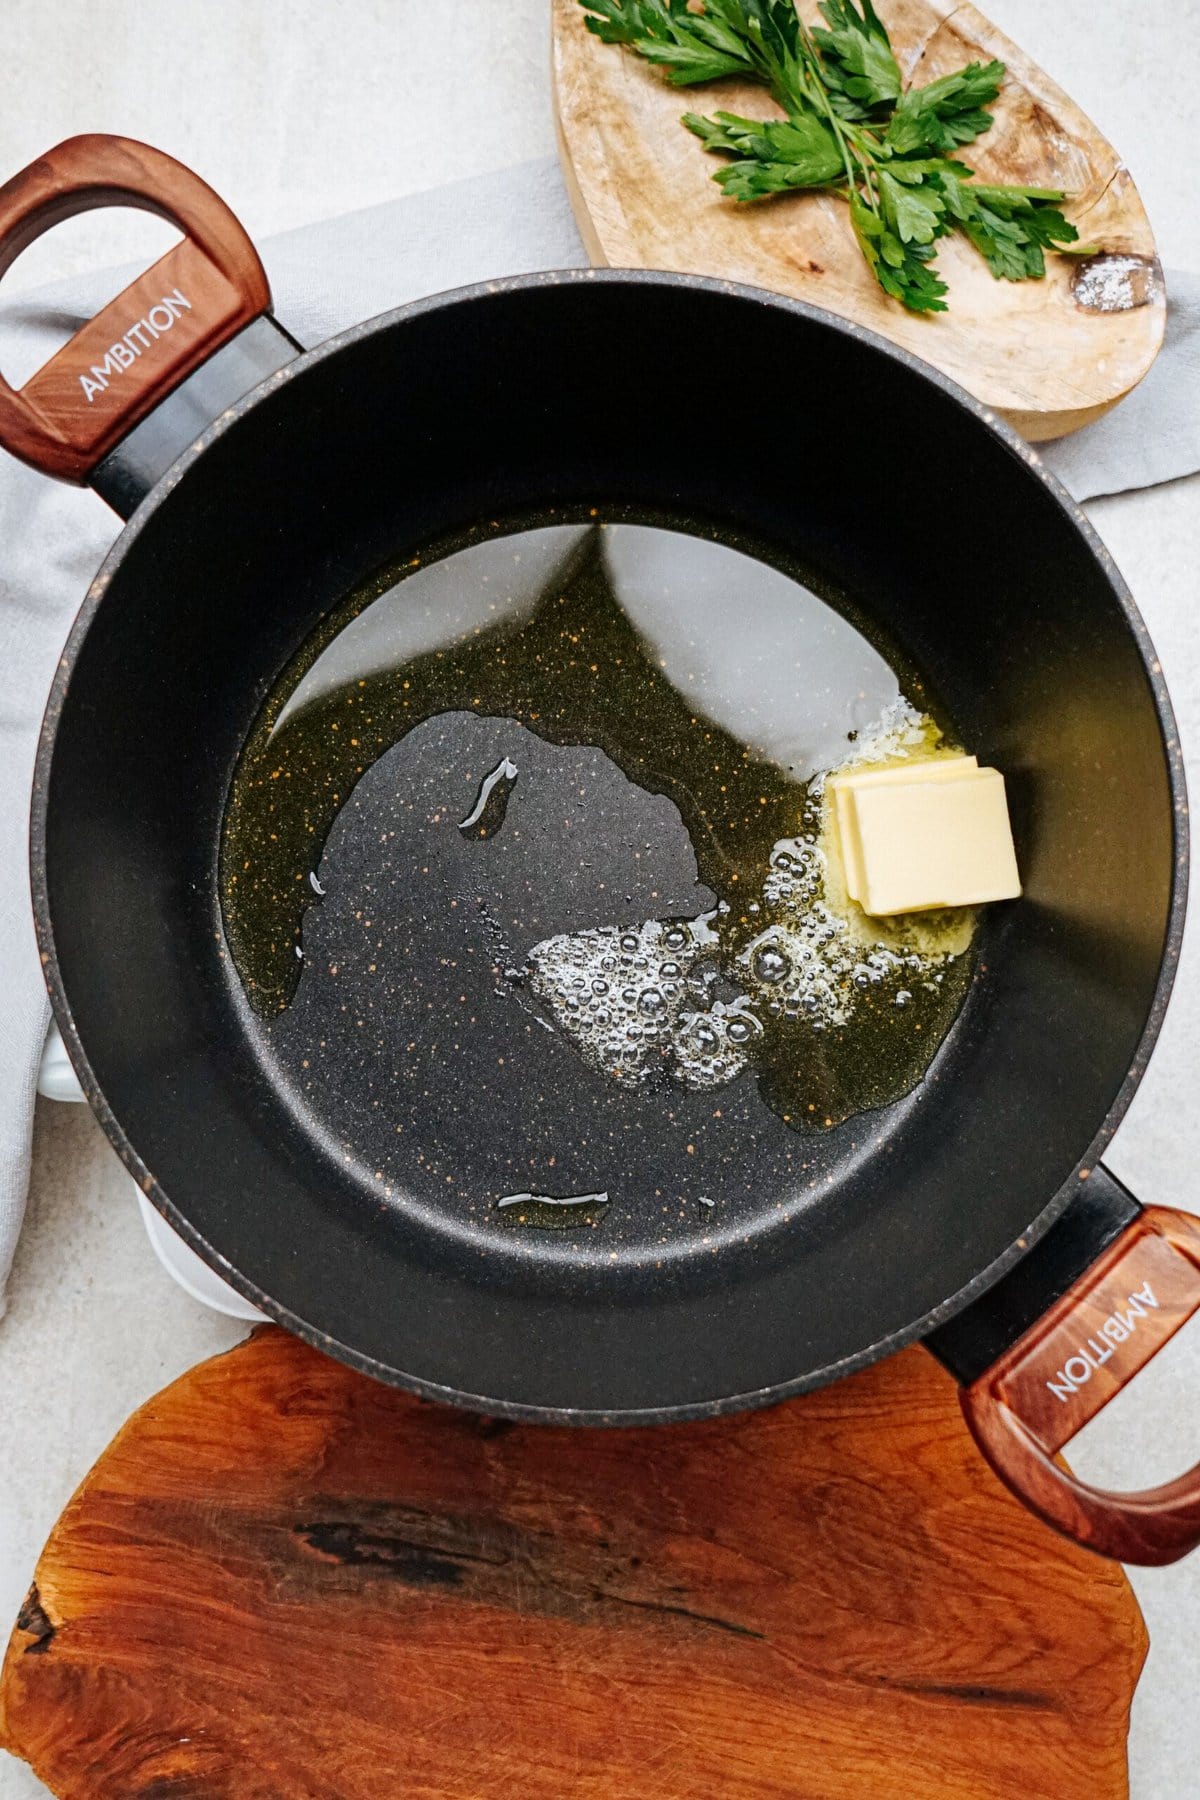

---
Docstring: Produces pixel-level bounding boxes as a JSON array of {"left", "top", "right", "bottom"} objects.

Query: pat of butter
[
  {"left": 839, "top": 762, "right": 1020, "bottom": 916},
  {"left": 829, "top": 755, "right": 978, "bottom": 903}
]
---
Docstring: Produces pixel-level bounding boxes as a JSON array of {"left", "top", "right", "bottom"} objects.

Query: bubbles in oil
[{"left": 527, "top": 914, "right": 755, "bottom": 1090}]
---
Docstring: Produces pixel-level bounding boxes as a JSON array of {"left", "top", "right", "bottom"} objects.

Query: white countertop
[{"left": 2, "top": 4, "right": 1198, "bottom": 1795}]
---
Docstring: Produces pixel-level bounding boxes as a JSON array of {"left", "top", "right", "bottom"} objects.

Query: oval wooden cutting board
[
  {"left": 553, "top": 0, "right": 1165, "bottom": 440},
  {"left": 1, "top": 1330, "right": 1145, "bottom": 1798}
]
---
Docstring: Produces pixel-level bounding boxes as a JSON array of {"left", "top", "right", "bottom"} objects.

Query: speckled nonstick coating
[{"left": 31, "top": 272, "right": 1186, "bottom": 1420}]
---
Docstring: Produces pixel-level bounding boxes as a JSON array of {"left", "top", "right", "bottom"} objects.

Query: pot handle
[
  {"left": 0, "top": 134, "right": 270, "bottom": 482},
  {"left": 960, "top": 1202, "right": 1200, "bottom": 1565}
]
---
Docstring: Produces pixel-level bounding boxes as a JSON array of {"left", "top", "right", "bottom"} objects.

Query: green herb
[{"left": 579, "top": 0, "right": 1081, "bottom": 312}]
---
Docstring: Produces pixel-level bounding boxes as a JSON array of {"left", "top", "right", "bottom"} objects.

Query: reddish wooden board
[{"left": 1, "top": 1329, "right": 1145, "bottom": 1798}]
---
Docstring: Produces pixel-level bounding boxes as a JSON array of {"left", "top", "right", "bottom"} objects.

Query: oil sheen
[{"left": 220, "top": 516, "right": 975, "bottom": 1233}]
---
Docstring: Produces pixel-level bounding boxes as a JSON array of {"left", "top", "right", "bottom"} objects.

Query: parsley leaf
[
  {"left": 877, "top": 167, "right": 946, "bottom": 245},
  {"left": 580, "top": 0, "right": 755, "bottom": 84},
  {"left": 812, "top": 0, "right": 901, "bottom": 115},
  {"left": 683, "top": 109, "right": 845, "bottom": 193},
  {"left": 850, "top": 193, "right": 949, "bottom": 311},
  {"left": 885, "top": 60, "right": 1005, "bottom": 154},
  {"left": 951, "top": 183, "right": 1079, "bottom": 279}
]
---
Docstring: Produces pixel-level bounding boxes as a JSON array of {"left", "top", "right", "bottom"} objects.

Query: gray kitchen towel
[{"left": 0, "top": 153, "right": 1196, "bottom": 1312}]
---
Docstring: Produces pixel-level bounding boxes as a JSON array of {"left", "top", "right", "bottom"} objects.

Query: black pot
[{"left": 8, "top": 136, "right": 1198, "bottom": 1564}]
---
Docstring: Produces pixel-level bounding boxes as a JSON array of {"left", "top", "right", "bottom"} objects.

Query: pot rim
[{"left": 29, "top": 266, "right": 1190, "bottom": 1423}]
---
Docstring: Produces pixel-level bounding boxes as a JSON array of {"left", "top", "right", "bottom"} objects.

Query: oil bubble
[{"left": 754, "top": 947, "right": 790, "bottom": 985}]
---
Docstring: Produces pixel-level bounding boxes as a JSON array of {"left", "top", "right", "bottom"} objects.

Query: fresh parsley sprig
[{"left": 579, "top": 0, "right": 1081, "bottom": 312}]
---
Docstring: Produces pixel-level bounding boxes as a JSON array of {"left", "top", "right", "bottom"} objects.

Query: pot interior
[{"left": 38, "top": 276, "right": 1179, "bottom": 1416}]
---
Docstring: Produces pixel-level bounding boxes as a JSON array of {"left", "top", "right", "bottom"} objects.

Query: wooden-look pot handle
[
  {"left": 0, "top": 134, "right": 270, "bottom": 482},
  {"left": 961, "top": 1205, "right": 1200, "bottom": 1565}
]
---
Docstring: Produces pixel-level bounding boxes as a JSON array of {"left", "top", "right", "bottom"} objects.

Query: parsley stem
[
  {"left": 825, "top": 106, "right": 862, "bottom": 196},
  {"left": 843, "top": 123, "right": 882, "bottom": 209},
  {"left": 786, "top": 16, "right": 880, "bottom": 212},
  {"left": 789, "top": 21, "right": 860, "bottom": 196}
]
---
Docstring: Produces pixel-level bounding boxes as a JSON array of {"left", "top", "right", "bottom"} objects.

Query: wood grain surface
[
  {"left": 962, "top": 1205, "right": 1200, "bottom": 1566},
  {"left": 1, "top": 1329, "right": 1145, "bottom": 1798},
  {"left": 0, "top": 134, "right": 270, "bottom": 480},
  {"left": 552, "top": 0, "right": 1165, "bottom": 440}
]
